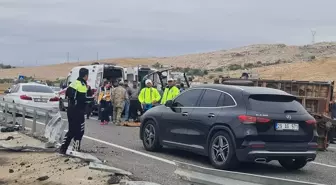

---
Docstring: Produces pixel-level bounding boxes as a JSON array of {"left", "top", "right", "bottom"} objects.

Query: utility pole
[
  {"left": 311, "top": 29, "right": 316, "bottom": 44},
  {"left": 67, "top": 52, "right": 70, "bottom": 63},
  {"left": 96, "top": 52, "right": 99, "bottom": 61}
]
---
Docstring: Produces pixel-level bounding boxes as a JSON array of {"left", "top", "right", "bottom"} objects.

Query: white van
[
  {"left": 124, "top": 65, "right": 156, "bottom": 83},
  {"left": 59, "top": 63, "right": 125, "bottom": 111}
]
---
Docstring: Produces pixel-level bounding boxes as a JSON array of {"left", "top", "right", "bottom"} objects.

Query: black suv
[{"left": 140, "top": 84, "right": 318, "bottom": 170}]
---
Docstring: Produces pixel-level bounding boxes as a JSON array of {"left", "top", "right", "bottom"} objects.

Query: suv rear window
[
  {"left": 22, "top": 85, "right": 54, "bottom": 93},
  {"left": 248, "top": 94, "right": 306, "bottom": 114}
]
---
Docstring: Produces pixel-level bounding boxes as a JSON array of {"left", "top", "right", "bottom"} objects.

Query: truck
[
  {"left": 59, "top": 63, "right": 125, "bottom": 112},
  {"left": 221, "top": 78, "right": 336, "bottom": 150}
]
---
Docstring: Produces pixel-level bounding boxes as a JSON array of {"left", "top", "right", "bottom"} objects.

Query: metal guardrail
[
  {"left": 0, "top": 100, "right": 59, "bottom": 133},
  {"left": 174, "top": 161, "right": 325, "bottom": 185}
]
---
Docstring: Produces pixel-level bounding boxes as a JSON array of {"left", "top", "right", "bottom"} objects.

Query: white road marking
[
  {"left": 311, "top": 162, "right": 336, "bottom": 168},
  {"left": 25, "top": 118, "right": 175, "bottom": 165},
  {"left": 24, "top": 118, "right": 336, "bottom": 169},
  {"left": 20, "top": 118, "right": 328, "bottom": 184}
]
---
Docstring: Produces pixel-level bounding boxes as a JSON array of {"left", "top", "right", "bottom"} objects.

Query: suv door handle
[
  {"left": 208, "top": 113, "right": 215, "bottom": 118},
  {"left": 182, "top": 112, "right": 189, "bottom": 116}
]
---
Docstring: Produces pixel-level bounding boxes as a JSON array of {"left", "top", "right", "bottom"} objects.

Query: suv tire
[
  {"left": 279, "top": 158, "right": 307, "bottom": 171},
  {"left": 208, "top": 130, "right": 239, "bottom": 170},
  {"left": 142, "top": 120, "right": 162, "bottom": 152}
]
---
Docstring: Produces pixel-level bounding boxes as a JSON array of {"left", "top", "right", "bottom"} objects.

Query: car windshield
[
  {"left": 248, "top": 94, "right": 306, "bottom": 114},
  {"left": 22, "top": 85, "right": 54, "bottom": 93}
]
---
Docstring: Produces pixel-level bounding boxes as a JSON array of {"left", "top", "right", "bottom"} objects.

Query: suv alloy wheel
[
  {"left": 142, "top": 120, "right": 162, "bottom": 151},
  {"left": 208, "top": 131, "right": 239, "bottom": 169}
]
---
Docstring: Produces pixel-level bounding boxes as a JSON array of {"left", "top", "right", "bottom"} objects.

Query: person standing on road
[
  {"left": 111, "top": 81, "right": 127, "bottom": 126},
  {"left": 59, "top": 68, "right": 93, "bottom": 154},
  {"left": 138, "top": 79, "right": 161, "bottom": 112},
  {"left": 129, "top": 81, "right": 141, "bottom": 121},
  {"left": 98, "top": 81, "right": 112, "bottom": 125},
  {"left": 160, "top": 78, "right": 180, "bottom": 105},
  {"left": 123, "top": 80, "right": 132, "bottom": 121}
]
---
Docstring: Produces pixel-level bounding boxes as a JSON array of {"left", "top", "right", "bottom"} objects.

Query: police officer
[
  {"left": 160, "top": 78, "right": 179, "bottom": 105},
  {"left": 138, "top": 79, "right": 161, "bottom": 112},
  {"left": 59, "top": 68, "right": 93, "bottom": 154}
]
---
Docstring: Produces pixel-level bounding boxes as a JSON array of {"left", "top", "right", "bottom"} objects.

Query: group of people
[
  {"left": 97, "top": 79, "right": 141, "bottom": 126},
  {"left": 59, "top": 67, "right": 185, "bottom": 154},
  {"left": 97, "top": 77, "right": 184, "bottom": 125}
]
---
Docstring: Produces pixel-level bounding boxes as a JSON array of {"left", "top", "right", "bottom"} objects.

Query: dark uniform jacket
[{"left": 66, "top": 78, "right": 93, "bottom": 110}]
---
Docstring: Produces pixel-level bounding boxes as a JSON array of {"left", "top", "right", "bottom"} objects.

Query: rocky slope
[{"left": 1, "top": 42, "right": 336, "bottom": 80}]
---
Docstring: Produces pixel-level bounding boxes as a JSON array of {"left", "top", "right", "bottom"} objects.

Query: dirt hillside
[{"left": 1, "top": 42, "right": 336, "bottom": 80}]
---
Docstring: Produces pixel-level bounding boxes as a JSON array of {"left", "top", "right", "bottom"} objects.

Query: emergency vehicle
[
  {"left": 124, "top": 65, "right": 157, "bottom": 84},
  {"left": 59, "top": 63, "right": 125, "bottom": 111},
  {"left": 140, "top": 68, "right": 190, "bottom": 92}
]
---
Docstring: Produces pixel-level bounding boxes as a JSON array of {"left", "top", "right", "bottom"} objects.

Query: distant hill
[{"left": 1, "top": 42, "right": 336, "bottom": 80}]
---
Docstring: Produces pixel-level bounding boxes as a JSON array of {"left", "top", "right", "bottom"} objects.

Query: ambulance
[
  {"left": 59, "top": 63, "right": 125, "bottom": 111},
  {"left": 123, "top": 65, "right": 157, "bottom": 84}
]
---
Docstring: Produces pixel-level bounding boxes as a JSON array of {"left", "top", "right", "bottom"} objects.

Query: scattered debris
[
  {"left": 89, "top": 162, "right": 132, "bottom": 176},
  {"left": 88, "top": 177, "right": 93, "bottom": 180},
  {"left": 19, "top": 162, "right": 26, "bottom": 166},
  {"left": 64, "top": 158, "right": 70, "bottom": 162},
  {"left": 36, "top": 175, "right": 49, "bottom": 181},
  {"left": 8, "top": 169, "right": 14, "bottom": 173},
  {"left": 67, "top": 150, "right": 102, "bottom": 163},
  {"left": 107, "top": 175, "right": 122, "bottom": 184},
  {"left": 119, "top": 181, "right": 162, "bottom": 185},
  {"left": 5, "top": 136, "right": 14, "bottom": 141}
]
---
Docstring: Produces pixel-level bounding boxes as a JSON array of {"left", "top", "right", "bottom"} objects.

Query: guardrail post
[
  {"left": 45, "top": 111, "right": 50, "bottom": 125},
  {"left": 4, "top": 103, "right": 8, "bottom": 123},
  {"left": 22, "top": 107, "right": 26, "bottom": 130},
  {"left": 12, "top": 104, "right": 16, "bottom": 124},
  {"left": 32, "top": 109, "right": 37, "bottom": 134}
]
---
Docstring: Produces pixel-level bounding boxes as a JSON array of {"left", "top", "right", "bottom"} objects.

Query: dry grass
[
  {"left": 1, "top": 42, "right": 336, "bottom": 81},
  {"left": 0, "top": 83, "right": 10, "bottom": 94},
  {"left": 256, "top": 58, "right": 336, "bottom": 82}
]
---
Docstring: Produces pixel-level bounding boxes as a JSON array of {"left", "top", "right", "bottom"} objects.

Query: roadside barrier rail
[
  {"left": 0, "top": 100, "right": 58, "bottom": 133},
  {"left": 0, "top": 100, "right": 65, "bottom": 147},
  {"left": 174, "top": 161, "right": 325, "bottom": 185}
]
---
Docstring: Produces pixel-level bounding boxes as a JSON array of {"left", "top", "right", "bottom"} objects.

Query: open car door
[{"left": 141, "top": 68, "right": 190, "bottom": 92}]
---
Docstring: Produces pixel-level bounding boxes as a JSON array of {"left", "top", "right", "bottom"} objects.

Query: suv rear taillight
[
  {"left": 50, "top": 97, "right": 60, "bottom": 102},
  {"left": 238, "top": 115, "right": 271, "bottom": 124},
  {"left": 20, "top": 95, "right": 32, "bottom": 100},
  {"left": 306, "top": 119, "right": 316, "bottom": 125}
]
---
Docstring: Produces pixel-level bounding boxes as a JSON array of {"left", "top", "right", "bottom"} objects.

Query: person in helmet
[
  {"left": 160, "top": 78, "right": 180, "bottom": 105},
  {"left": 138, "top": 79, "right": 161, "bottom": 112}
]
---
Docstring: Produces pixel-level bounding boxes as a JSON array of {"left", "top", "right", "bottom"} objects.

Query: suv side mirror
[
  {"left": 165, "top": 100, "right": 173, "bottom": 108},
  {"left": 4, "top": 90, "right": 10, "bottom": 94}
]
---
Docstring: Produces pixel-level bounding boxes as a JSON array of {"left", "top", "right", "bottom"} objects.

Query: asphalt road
[{"left": 3, "top": 111, "right": 336, "bottom": 185}]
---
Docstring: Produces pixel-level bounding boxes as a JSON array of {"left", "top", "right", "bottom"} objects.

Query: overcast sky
[{"left": 0, "top": 0, "right": 335, "bottom": 66}]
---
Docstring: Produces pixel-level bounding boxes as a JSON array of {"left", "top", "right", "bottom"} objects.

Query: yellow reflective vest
[
  {"left": 138, "top": 87, "right": 161, "bottom": 104},
  {"left": 160, "top": 86, "right": 180, "bottom": 104}
]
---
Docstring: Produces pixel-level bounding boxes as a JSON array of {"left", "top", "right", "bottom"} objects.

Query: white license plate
[
  {"left": 275, "top": 123, "right": 299, "bottom": 131},
  {"left": 63, "top": 102, "right": 68, "bottom": 107},
  {"left": 34, "top": 98, "right": 47, "bottom": 103}
]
